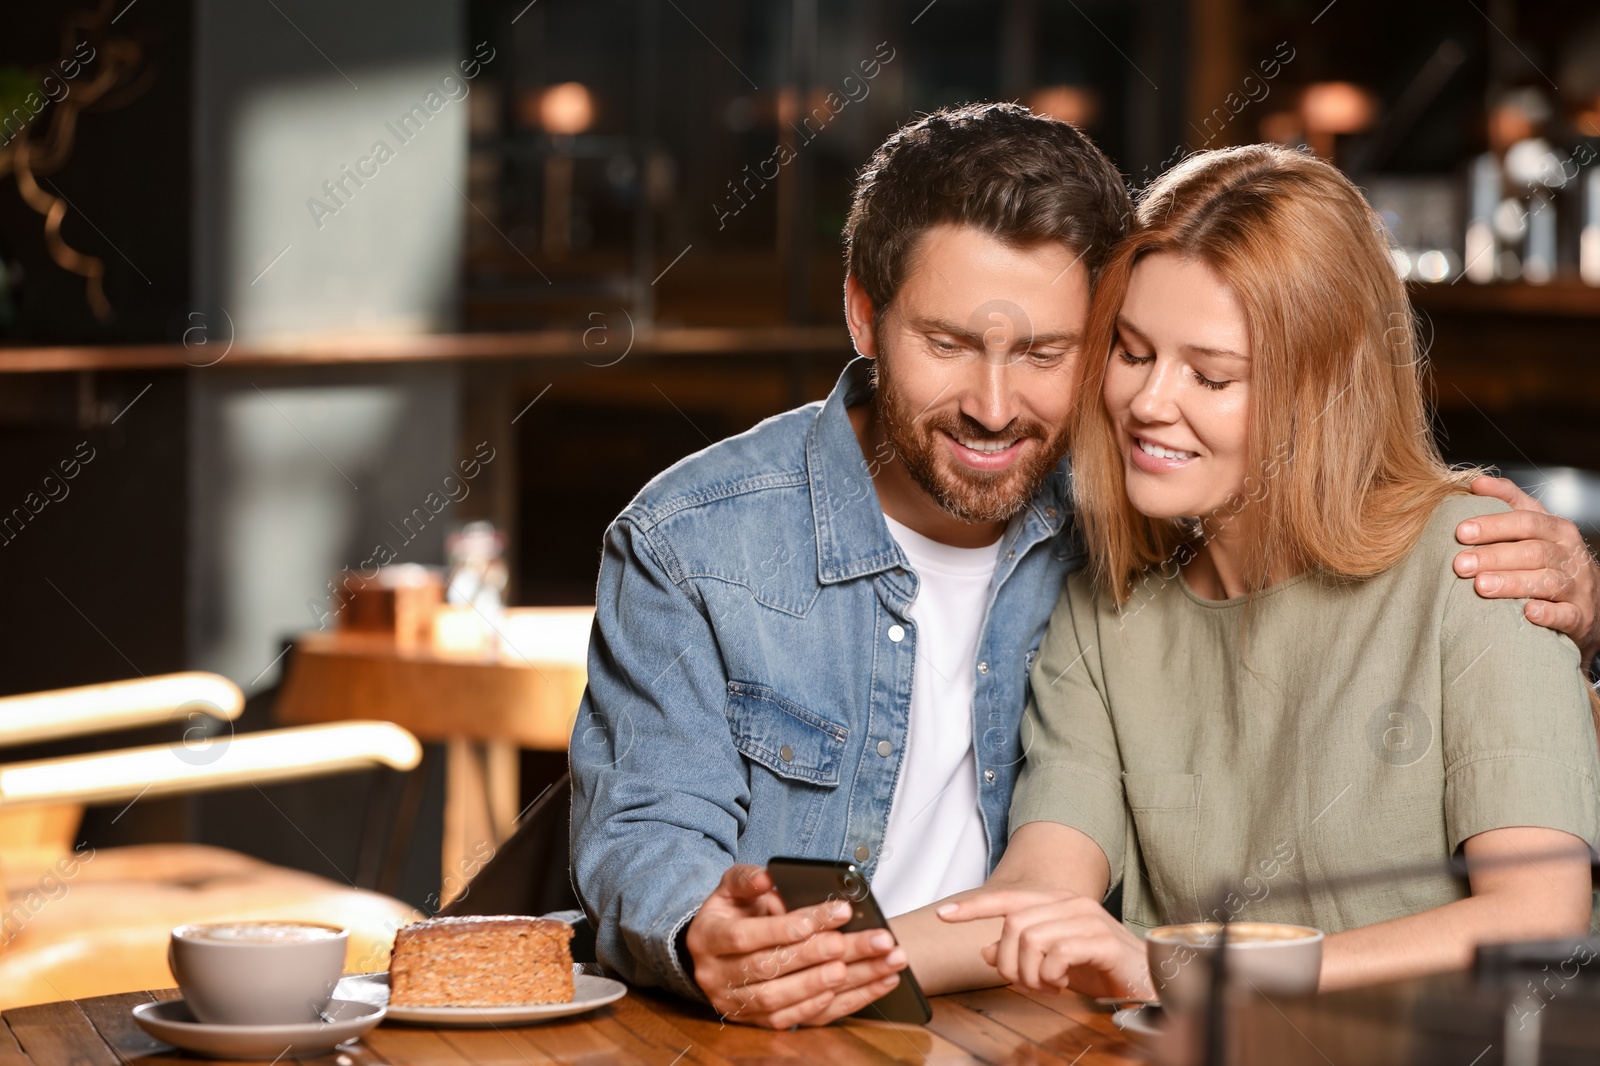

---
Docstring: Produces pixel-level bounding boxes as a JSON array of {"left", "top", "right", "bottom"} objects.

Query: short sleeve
[
  {"left": 1011, "top": 571, "right": 1129, "bottom": 883},
  {"left": 1440, "top": 540, "right": 1600, "bottom": 853}
]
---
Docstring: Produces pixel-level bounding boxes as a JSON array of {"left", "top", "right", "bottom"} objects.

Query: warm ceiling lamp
[
  {"left": 538, "top": 82, "right": 595, "bottom": 135},
  {"left": 1029, "top": 85, "right": 1099, "bottom": 128},
  {"left": 1301, "top": 82, "right": 1378, "bottom": 135}
]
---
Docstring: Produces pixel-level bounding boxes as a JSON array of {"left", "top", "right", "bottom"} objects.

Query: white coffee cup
[
  {"left": 1146, "top": 921, "right": 1324, "bottom": 1009},
  {"left": 168, "top": 921, "right": 349, "bottom": 1026}
]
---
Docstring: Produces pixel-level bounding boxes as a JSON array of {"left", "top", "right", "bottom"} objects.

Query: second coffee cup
[{"left": 1146, "top": 921, "right": 1323, "bottom": 1009}]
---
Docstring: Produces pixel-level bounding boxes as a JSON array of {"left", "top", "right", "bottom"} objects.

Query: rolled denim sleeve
[{"left": 569, "top": 514, "right": 749, "bottom": 1002}]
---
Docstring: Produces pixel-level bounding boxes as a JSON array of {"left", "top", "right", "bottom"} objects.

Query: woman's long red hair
[{"left": 1071, "top": 144, "right": 1473, "bottom": 606}]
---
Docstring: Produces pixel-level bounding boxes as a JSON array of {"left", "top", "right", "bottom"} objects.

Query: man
[{"left": 570, "top": 102, "right": 1600, "bottom": 1028}]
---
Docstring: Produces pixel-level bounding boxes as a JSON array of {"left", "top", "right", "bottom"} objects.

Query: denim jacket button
[
  {"left": 977, "top": 661, "right": 989, "bottom": 675},
  {"left": 887, "top": 624, "right": 905, "bottom": 643},
  {"left": 984, "top": 768, "right": 996, "bottom": 783},
  {"left": 854, "top": 845, "right": 870, "bottom": 862},
  {"left": 779, "top": 744, "right": 794, "bottom": 762},
  {"left": 876, "top": 740, "right": 892, "bottom": 757}
]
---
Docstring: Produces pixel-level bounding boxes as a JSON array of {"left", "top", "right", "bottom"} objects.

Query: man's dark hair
[{"left": 844, "top": 102, "right": 1131, "bottom": 311}]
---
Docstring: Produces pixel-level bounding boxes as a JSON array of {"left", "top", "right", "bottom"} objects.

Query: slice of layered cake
[{"left": 388, "top": 915, "right": 575, "bottom": 1006}]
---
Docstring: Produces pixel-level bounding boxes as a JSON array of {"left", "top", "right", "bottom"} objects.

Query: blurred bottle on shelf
[
  {"left": 1468, "top": 87, "right": 1592, "bottom": 286},
  {"left": 1524, "top": 188, "right": 1557, "bottom": 283},
  {"left": 1501, "top": 133, "right": 1566, "bottom": 284},
  {"left": 1367, "top": 177, "right": 1461, "bottom": 284},
  {"left": 1583, "top": 167, "right": 1600, "bottom": 286},
  {"left": 1464, "top": 153, "right": 1500, "bottom": 284}
]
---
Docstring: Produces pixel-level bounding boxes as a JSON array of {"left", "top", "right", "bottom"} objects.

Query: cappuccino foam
[
  {"left": 1151, "top": 922, "right": 1319, "bottom": 946},
  {"left": 181, "top": 922, "right": 342, "bottom": 943}
]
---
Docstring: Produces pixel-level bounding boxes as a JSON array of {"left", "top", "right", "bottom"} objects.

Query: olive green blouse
[{"left": 1014, "top": 494, "right": 1600, "bottom": 933}]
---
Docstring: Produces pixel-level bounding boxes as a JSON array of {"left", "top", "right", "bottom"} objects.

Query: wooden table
[
  {"left": 27, "top": 969, "right": 1596, "bottom": 1064},
  {"left": 0, "top": 984, "right": 1149, "bottom": 1065},
  {"left": 277, "top": 607, "right": 593, "bottom": 901},
  {"left": 277, "top": 608, "right": 593, "bottom": 749}
]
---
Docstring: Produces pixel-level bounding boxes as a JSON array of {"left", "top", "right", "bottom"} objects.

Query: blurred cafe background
[{"left": 0, "top": 0, "right": 1596, "bottom": 1007}]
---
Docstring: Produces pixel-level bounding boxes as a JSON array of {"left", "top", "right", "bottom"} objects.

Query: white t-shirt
[{"left": 872, "top": 514, "right": 1002, "bottom": 918}]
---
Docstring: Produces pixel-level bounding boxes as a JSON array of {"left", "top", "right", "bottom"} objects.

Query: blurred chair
[
  {"left": 439, "top": 771, "right": 592, "bottom": 962},
  {"left": 438, "top": 771, "right": 577, "bottom": 917},
  {"left": 0, "top": 672, "right": 423, "bottom": 1009}
]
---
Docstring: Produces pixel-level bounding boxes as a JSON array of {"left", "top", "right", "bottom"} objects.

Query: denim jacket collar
[{"left": 806, "top": 356, "right": 1072, "bottom": 587}]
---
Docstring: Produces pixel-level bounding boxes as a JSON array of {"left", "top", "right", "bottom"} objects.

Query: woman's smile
[{"left": 1128, "top": 435, "right": 1199, "bottom": 472}]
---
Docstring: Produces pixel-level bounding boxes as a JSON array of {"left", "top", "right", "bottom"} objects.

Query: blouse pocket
[{"left": 1122, "top": 772, "right": 1203, "bottom": 925}]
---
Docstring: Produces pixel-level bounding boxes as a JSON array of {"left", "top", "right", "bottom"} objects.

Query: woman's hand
[{"left": 937, "top": 889, "right": 1154, "bottom": 1000}]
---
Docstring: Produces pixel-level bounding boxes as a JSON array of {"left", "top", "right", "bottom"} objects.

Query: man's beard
[{"left": 873, "top": 357, "right": 1070, "bottom": 525}]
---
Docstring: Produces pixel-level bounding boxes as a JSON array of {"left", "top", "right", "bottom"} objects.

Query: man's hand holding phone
[{"left": 685, "top": 864, "right": 908, "bottom": 1028}]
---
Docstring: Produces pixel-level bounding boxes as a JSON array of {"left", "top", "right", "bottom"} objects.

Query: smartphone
[{"left": 764, "top": 856, "right": 933, "bottom": 1025}]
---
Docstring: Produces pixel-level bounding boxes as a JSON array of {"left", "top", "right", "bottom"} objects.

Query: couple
[{"left": 570, "top": 103, "right": 1600, "bottom": 1025}]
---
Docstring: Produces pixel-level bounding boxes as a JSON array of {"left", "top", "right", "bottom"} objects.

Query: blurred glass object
[
  {"left": 435, "top": 521, "right": 508, "bottom": 657},
  {"left": 1366, "top": 177, "right": 1460, "bottom": 282},
  {"left": 1504, "top": 137, "right": 1567, "bottom": 188},
  {"left": 1492, "top": 197, "right": 1528, "bottom": 242},
  {"left": 1524, "top": 190, "right": 1557, "bottom": 284},
  {"left": 445, "top": 520, "right": 509, "bottom": 619},
  {"left": 1413, "top": 249, "right": 1453, "bottom": 282},
  {"left": 1503, "top": 137, "right": 1566, "bottom": 286}
]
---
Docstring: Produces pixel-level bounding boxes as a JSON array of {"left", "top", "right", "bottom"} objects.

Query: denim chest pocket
[
  {"left": 1123, "top": 772, "right": 1203, "bottom": 925},
  {"left": 725, "top": 681, "right": 848, "bottom": 786}
]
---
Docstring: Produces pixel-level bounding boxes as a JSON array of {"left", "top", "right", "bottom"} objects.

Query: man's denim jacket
[{"left": 569, "top": 357, "right": 1086, "bottom": 1001}]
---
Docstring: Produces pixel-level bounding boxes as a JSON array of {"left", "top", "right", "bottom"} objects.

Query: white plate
[
  {"left": 1112, "top": 1004, "right": 1166, "bottom": 1038},
  {"left": 130, "top": 998, "right": 385, "bottom": 1060},
  {"left": 339, "top": 968, "right": 627, "bottom": 1028}
]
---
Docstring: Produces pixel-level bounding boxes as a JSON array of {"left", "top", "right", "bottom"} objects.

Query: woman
[{"left": 895, "top": 144, "right": 1600, "bottom": 999}]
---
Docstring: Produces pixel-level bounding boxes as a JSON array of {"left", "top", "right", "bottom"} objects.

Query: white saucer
[
  {"left": 340, "top": 968, "right": 627, "bottom": 1027},
  {"left": 131, "top": 998, "right": 385, "bottom": 1059},
  {"left": 1112, "top": 1003, "right": 1166, "bottom": 1038}
]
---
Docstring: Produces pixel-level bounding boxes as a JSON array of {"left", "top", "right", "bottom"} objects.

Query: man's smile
[{"left": 943, "top": 430, "right": 1028, "bottom": 471}]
